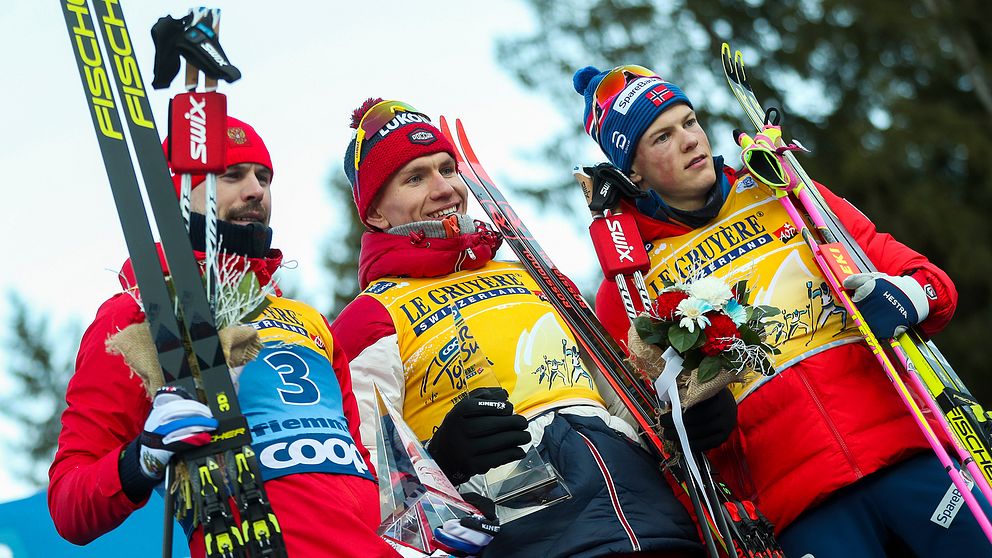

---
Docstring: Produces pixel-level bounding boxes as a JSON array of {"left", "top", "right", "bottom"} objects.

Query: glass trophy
[{"left": 374, "top": 386, "right": 480, "bottom": 555}]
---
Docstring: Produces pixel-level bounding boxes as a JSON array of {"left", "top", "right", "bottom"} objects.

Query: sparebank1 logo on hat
[{"left": 612, "top": 76, "right": 663, "bottom": 115}]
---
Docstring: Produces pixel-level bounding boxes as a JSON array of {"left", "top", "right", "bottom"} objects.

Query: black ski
[{"left": 60, "top": 2, "right": 285, "bottom": 556}]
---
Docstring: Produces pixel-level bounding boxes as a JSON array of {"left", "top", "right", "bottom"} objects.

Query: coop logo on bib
[{"left": 257, "top": 433, "right": 370, "bottom": 477}]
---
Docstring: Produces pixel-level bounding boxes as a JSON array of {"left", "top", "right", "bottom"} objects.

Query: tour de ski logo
[
  {"left": 758, "top": 279, "right": 853, "bottom": 348},
  {"left": 419, "top": 305, "right": 494, "bottom": 403},
  {"left": 532, "top": 339, "right": 592, "bottom": 390}
]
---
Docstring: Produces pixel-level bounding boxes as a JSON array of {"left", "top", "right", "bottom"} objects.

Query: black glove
[
  {"left": 582, "top": 162, "right": 646, "bottom": 212},
  {"left": 150, "top": 14, "right": 186, "bottom": 89},
  {"left": 427, "top": 387, "right": 531, "bottom": 484},
  {"left": 659, "top": 388, "right": 737, "bottom": 452}
]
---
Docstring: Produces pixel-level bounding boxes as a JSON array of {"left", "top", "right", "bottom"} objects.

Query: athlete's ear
[
  {"left": 628, "top": 170, "right": 643, "bottom": 188},
  {"left": 365, "top": 206, "right": 390, "bottom": 230}
]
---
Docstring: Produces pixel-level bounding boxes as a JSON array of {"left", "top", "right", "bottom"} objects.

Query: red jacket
[
  {"left": 596, "top": 171, "right": 957, "bottom": 531},
  {"left": 48, "top": 247, "right": 397, "bottom": 557}
]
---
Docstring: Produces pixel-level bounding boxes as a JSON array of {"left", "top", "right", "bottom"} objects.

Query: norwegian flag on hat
[{"left": 647, "top": 85, "right": 675, "bottom": 106}]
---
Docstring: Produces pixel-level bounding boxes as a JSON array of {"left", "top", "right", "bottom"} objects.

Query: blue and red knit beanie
[
  {"left": 573, "top": 65, "right": 692, "bottom": 174},
  {"left": 343, "top": 98, "right": 456, "bottom": 228}
]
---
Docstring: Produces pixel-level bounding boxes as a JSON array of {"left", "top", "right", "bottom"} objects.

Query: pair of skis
[
  {"left": 721, "top": 43, "right": 992, "bottom": 544},
  {"left": 59, "top": 2, "right": 284, "bottom": 556},
  {"left": 438, "top": 118, "right": 776, "bottom": 557}
]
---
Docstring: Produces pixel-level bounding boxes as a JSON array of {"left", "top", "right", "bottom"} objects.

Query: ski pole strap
[
  {"left": 734, "top": 127, "right": 802, "bottom": 196},
  {"left": 574, "top": 163, "right": 645, "bottom": 213},
  {"left": 589, "top": 213, "right": 650, "bottom": 277}
]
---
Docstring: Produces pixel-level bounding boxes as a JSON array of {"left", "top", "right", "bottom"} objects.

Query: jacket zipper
[{"left": 796, "top": 368, "right": 863, "bottom": 478}]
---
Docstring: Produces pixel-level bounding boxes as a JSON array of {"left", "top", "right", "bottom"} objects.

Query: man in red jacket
[
  {"left": 48, "top": 117, "right": 398, "bottom": 558},
  {"left": 332, "top": 98, "right": 711, "bottom": 558},
  {"left": 572, "top": 63, "right": 991, "bottom": 556}
]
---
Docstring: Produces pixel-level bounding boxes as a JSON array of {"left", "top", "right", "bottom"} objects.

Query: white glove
[{"left": 137, "top": 386, "right": 217, "bottom": 478}]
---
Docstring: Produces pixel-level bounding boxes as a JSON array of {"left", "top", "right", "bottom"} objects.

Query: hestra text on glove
[{"left": 843, "top": 272, "right": 931, "bottom": 339}]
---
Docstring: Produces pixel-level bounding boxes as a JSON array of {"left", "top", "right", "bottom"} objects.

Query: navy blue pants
[
  {"left": 481, "top": 411, "right": 703, "bottom": 558},
  {"left": 779, "top": 453, "right": 992, "bottom": 557}
]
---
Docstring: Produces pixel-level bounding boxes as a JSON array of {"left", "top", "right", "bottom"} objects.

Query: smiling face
[
  {"left": 190, "top": 162, "right": 272, "bottom": 226},
  {"left": 365, "top": 152, "right": 468, "bottom": 230},
  {"left": 629, "top": 103, "right": 716, "bottom": 211}
]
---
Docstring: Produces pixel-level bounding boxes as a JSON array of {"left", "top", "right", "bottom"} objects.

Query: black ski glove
[
  {"left": 150, "top": 14, "right": 186, "bottom": 89},
  {"left": 581, "top": 162, "right": 646, "bottom": 212},
  {"left": 659, "top": 387, "right": 738, "bottom": 452},
  {"left": 426, "top": 387, "right": 531, "bottom": 485}
]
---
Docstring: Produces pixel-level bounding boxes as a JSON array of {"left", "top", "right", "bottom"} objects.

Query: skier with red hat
[{"left": 48, "top": 117, "right": 399, "bottom": 557}]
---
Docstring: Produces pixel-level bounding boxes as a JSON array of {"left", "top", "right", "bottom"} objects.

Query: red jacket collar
[
  {"left": 358, "top": 224, "right": 502, "bottom": 289},
  {"left": 619, "top": 198, "right": 693, "bottom": 239},
  {"left": 621, "top": 165, "right": 740, "bottom": 239},
  {"left": 118, "top": 244, "right": 284, "bottom": 296}
]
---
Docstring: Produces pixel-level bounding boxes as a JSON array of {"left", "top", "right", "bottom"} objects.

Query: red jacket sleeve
[
  {"left": 48, "top": 294, "right": 151, "bottom": 545},
  {"left": 818, "top": 184, "right": 958, "bottom": 335},
  {"left": 330, "top": 295, "right": 397, "bottom": 360}
]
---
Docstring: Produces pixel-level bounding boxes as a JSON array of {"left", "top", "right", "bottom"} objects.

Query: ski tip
[
  {"left": 453, "top": 119, "right": 496, "bottom": 185},
  {"left": 437, "top": 115, "right": 464, "bottom": 165}
]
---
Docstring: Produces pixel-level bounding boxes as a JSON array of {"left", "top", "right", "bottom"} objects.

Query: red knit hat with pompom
[{"left": 343, "top": 98, "right": 455, "bottom": 229}]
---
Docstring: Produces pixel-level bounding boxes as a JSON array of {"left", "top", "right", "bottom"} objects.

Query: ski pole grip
[
  {"left": 167, "top": 91, "right": 228, "bottom": 174},
  {"left": 589, "top": 213, "right": 650, "bottom": 277}
]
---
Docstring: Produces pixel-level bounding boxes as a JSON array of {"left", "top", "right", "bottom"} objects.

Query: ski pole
[{"left": 168, "top": 8, "right": 228, "bottom": 312}]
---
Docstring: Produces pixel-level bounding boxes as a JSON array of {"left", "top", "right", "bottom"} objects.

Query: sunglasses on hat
[
  {"left": 585, "top": 65, "right": 657, "bottom": 141},
  {"left": 353, "top": 100, "right": 430, "bottom": 172}
]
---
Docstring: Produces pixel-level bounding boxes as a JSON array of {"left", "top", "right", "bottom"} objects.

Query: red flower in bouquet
[
  {"left": 701, "top": 312, "right": 740, "bottom": 356},
  {"left": 650, "top": 290, "right": 689, "bottom": 321}
]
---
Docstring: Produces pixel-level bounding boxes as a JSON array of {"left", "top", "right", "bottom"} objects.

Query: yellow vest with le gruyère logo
[
  {"left": 640, "top": 174, "right": 862, "bottom": 401},
  {"left": 362, "top": 261, "right": 605, "bottom": 440}
]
